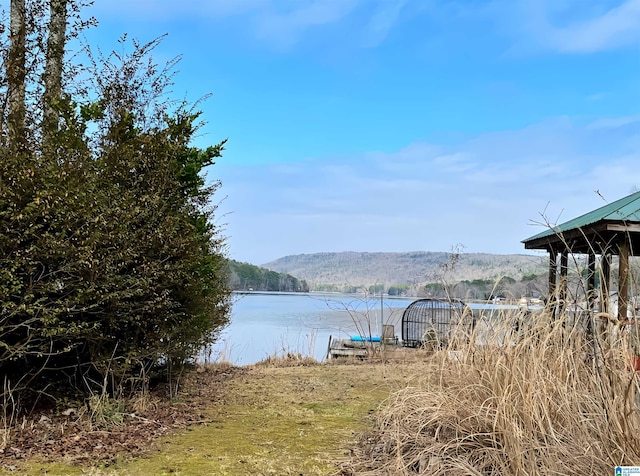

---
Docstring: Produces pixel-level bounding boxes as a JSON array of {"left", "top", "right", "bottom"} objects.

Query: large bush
[{"left": 0, "top": 1, "right": 229, "bottom": 398}]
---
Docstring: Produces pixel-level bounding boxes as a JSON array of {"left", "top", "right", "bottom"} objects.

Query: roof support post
[
  {"left": 559, "top": 250, "right": 569, "bottom": 317},
  {"left": 618, "top": 236, "right": 630, "bottom": 322},
  {"left": 548, "top": 249, "right": 558, "bottom": 316},
  {"left": 586, "top": 252, "right": 596, "bottom": 341},
  {"left": 587, "top": 253, "right": 597, "bottom": 310},
  {"left": 600, "top": 253, "right": 611, "bottom": 314}
]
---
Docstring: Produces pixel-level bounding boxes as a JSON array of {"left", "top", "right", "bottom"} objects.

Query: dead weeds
[{"left": 0, "top": 364, "right": 243, "bottom": 467}]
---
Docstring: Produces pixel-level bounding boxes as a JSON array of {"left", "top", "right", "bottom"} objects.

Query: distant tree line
[
  {"left": 422, "top": 275, "right": 546, "bottom": 300},
  {"left": 294, "top": 274, "right": 547, "bottom": 300},
  {"left": 227, "top": 260, "right": 309, "bottom": 292},
  {"left": 387, "top": 285, "right": 410, "bottom": 296}
]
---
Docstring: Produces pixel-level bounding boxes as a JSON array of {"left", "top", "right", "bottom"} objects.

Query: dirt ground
[
  {"left": 0, "top": 364, "right": 240, "bottom": 471},
  {"left": 0, "top": 353, "right": 429, "bottom": 475}
]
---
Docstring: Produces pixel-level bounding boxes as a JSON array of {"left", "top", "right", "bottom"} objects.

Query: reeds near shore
[{"left": 344, "top": 309, "right": 640, "bottom": 475}]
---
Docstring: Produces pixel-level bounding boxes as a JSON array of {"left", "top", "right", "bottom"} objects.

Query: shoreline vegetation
[
  {"left": 230, "top": 251, "right": 553, "bottom": 300},
  {"left": 4, "top": 305, "right": 640, "bottom": 475}
]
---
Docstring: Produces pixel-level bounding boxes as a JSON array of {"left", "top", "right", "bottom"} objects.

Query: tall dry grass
[{"left": 344, "top": 309, "right": 640, "bottom": 475}]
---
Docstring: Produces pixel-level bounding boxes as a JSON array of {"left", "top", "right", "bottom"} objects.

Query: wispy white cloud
[
  {"left": 587, "top": 115, "right": 640, "bottom": 129},
  {"left": 546, "top": 0, "right": 640, "bottom": 53},
  {"left": 91, "top": 0, "right": 640, "bottom": 55},
  {"left": 586, "top": 92, "right": 609, "bottom": 101},
  {"left": 250, "top": 0, "right": 640, "bottom": 53},
  {"left": 253, "top": 0, "right": 361, "bottom": 49},
  {"left": 493, "top": 0, "right": 640, "bottom": 54},
  {"left": 360, "top": 0, "right": 411, "bottom": 47},
  {"left": 89, "top": 0, "right": 269, "bottom": 18},
  {"left": 217, "top": 115, "right": 640, "bottom": 263},
  {"left": 92, "top": 0, "right": 415, "bottom": 50}
]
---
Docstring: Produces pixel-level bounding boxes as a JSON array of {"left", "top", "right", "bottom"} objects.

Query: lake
[
  {"left": 203, "top": 292, "right": 524, "bottom": 366},
  {"left": 204, "top": 292, "right": 417, "bottom": 366}
]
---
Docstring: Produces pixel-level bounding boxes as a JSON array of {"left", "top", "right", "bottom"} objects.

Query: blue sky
[{"left": 88, "top": 0, "right": 640, "bottom": 265}]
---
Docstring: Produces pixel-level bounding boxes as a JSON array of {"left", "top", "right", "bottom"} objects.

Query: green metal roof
[{"left": 522, "top": 190, "right": 640, "bottom": 244}]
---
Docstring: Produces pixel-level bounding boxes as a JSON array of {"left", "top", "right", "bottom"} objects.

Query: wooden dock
[
  {"left": 326, "top": 336, "right": 370, "bottom": 358},
  {"left": 326, "top": 326, "right": 399, "bottom": 359}
]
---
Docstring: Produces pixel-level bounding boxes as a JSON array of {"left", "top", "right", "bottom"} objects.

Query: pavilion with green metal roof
[{"left": 522, "top": 190, "right": 640, "bottom": 319}]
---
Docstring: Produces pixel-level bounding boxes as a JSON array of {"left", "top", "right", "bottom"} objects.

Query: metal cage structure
[{"left": 401, "top": 298, "right": 474, "bottom": 348}]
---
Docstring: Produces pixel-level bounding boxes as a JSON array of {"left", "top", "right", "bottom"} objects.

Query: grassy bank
[
  {"left": 4, "top": 310, "right": 640, "bottom": 475},
  {"left": 1, "top": 356, "right": 425, "bottom": 475}
]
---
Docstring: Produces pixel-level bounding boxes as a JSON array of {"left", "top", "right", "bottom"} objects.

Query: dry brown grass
[
  {"left": 254, "top": 351, "right": 321, "bottom": 367},
  {"left": 343, "top": 309, "right": 640, "bottom": 475}
]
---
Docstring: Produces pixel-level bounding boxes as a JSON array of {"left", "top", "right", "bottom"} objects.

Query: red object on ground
[{"left": 628, "top": 355, "right": 640, "bottom": 371}]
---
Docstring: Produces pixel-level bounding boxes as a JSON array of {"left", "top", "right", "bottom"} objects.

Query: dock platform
[{"left": 326, "top": 326, "right": 399, "bottom": 359}]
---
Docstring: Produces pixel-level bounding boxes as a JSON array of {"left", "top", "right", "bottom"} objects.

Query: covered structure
[{"left": 522, "top": 191, "right": 640, "bottom": 320}]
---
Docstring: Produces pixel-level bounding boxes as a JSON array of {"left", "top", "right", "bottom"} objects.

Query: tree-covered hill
[
  {"left": 263, "top": 251, "right": 547, "bottom": 285},
  {"left": 262, "top": 251, "right": 548, "bottom": 296},
  {"left": 227, "top": 260, "right": 309, "bottom": 292}
]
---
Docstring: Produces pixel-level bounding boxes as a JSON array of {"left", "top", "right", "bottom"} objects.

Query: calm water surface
[{"left": 205, "top": 292, "right": 415, "bottom": 366}]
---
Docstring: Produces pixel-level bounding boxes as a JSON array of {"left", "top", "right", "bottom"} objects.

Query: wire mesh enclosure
[{"left": 401, "top": 298, "right": 473, "bottom": 348}]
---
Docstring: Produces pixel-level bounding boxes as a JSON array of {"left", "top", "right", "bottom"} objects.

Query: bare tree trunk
[
  {"left": 7, "top": 0, "right": 26, "bottom": 149},
  {"left": 43, "top": 0, "right": 68, "bottom": 142}
]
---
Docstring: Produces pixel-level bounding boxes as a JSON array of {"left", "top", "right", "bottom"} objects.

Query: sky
[{"left": 85, "top": 0, "right": 640, "bottom": 265}]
